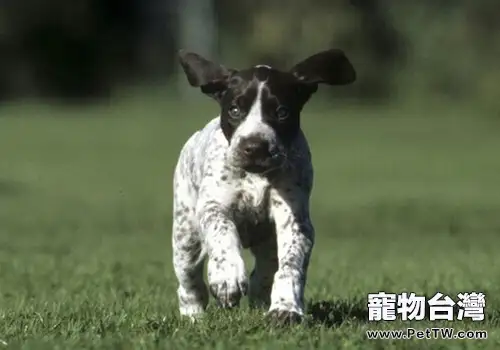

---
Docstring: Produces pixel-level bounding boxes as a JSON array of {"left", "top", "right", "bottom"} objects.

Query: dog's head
[{"left": 178, "top": 49, "right": 356, "bottom": 174}]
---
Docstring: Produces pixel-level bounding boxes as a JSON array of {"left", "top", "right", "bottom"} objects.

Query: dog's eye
[
  {"left": 276, "top": 105, "right": 290, "bottom": 122},
  {"left": 228, "top": 104, "right": 241, "bottom": 118}
]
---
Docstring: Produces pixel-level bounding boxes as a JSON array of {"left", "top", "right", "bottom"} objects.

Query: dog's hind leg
[{"left": 248, "top": 231, "right": 279, "bottom": 309}]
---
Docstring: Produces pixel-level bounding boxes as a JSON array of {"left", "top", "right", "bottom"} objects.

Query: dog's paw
[
  {"left": 208, "top": 255, "right": 248, "bottom": 308},
  {"left": 266, "top": 309, "right": 303, "bottom": 326},
  {"left": 179, "top": 304, "right": 206, "bottom": 321}
]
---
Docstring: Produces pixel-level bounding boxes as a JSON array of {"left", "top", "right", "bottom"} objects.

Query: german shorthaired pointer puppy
[{"left": 172, "top": 49, "right": 356, "bottom": 324}]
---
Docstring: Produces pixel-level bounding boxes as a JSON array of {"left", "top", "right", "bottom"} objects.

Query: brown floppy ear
[
  {"left": 290, "top": 49, "right": 356, "bottom": 86},
  {"left": 178, "top": 50, "right": 235, "bottom": 102}
]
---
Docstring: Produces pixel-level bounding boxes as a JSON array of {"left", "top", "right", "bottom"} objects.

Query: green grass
[{"left": 0, "top": 93, "right": 500, "bottom": 349}]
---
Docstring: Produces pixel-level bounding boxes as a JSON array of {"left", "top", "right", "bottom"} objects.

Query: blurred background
[{"left": 0, "top": 0, "right": 499, "bottom": 112}]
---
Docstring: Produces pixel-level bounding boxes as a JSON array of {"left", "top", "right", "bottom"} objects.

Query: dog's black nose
[{"left": 240, "top": 136, "right": 270, "bottom": 160}]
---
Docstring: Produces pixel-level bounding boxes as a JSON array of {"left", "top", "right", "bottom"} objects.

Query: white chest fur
[{"left": 230, "top": 173, "right": 273, "bottom": 247}]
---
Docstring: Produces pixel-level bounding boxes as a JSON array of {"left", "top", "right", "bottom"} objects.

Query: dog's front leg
[
  {"left": 267, "top": 187, "right": 315, "bottom": 324},
  {"left": 197, "top": 199, "right": 248, "bottom": 308}
]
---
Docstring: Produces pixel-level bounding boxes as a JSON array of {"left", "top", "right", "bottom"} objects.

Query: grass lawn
[{"left": 0, "top": 94, "right": 499, "bottom": 349}]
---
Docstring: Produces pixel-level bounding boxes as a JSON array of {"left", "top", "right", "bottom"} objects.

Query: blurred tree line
[{"left": 0, "top": 0, "right": 498, "bottom": 111}]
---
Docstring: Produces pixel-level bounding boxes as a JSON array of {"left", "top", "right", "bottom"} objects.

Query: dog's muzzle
[{"left": 237, "top": 136, "right": 280, "bottom": 173}]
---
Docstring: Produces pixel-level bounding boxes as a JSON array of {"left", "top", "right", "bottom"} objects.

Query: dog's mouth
[
  {"left": 241, "top": 163, "right": 271, "bottom": 174},
  {"left": 237, "top": 153, "right": 285, "bottom": 175}
]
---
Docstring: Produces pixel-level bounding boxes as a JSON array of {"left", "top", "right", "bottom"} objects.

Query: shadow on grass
[
  {"left": 0, "top": 179, "right": 25, "bottom": 197},
  {"left": 306, "top": 298, "right": 369, "bottom": 327}
]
